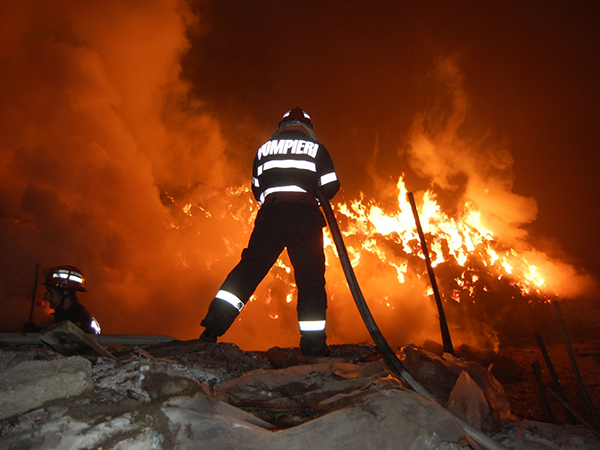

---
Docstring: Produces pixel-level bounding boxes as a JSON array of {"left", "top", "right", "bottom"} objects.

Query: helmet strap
[{"left": 58, "top": 290, "right": 74, "bottom": 310}]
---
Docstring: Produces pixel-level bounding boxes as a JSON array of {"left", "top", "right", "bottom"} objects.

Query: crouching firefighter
[
  {"left": 44, "top": 265, "right": 101, "bottom": 334},
  {"left": 199, "top": 107, "right": 340, "bottom": 356}
]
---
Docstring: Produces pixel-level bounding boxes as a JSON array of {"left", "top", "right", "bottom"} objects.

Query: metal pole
[
  {"left": 553, "top": 300, "right": 600, "bottom": 426},
  {"left": 534, "top": 330, "right": 577, "bottom": 424},
  {"left": 546, "top": 386, "right": 600, "bottom": 439},
  {"left": 407, "top": 192, "right": 454, "bottom": 355},
  {"left": 27, "top": 263, "right": 40, "bottom": 324},
  {"left": 317, "top": 191, "right": 508, "bottom": 450},
  {"left": 531, "top": 359, "right": 555, "bottom": 423}
]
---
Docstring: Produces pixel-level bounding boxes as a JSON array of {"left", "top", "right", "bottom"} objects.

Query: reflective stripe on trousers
[
  {"left": 215, "top": 290, "right": 245, "bottom": 312},
  {"left": 299, "top": 320, "right": 326, "bottom": 332}
]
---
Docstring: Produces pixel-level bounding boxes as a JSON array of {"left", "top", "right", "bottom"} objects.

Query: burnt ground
[
  {"left": 486, "top": 339, "right": 600, "bottom": 426},
  {"left": 439, "top": 338, "right": 599, "bottom": 427},
  {"left": 2, "top": 298, "right": 599, "bottom": 446},
  {"left": 1, "top": 338, "right": 599, "bottom": 449},
  {"left": 442, "top": 297, "right": 600, "bottom": 428}
]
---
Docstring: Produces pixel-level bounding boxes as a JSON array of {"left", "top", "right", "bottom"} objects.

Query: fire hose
[{"left": 317, "top": 191, "right": 508, "bottom": 450}]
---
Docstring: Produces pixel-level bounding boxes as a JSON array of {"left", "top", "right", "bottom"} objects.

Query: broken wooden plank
[
  {"left": 142, "top": 339, "right": 208, "bottom": 358},
  {"left": 252, "top": 349, "right": 347, "bottom": 368},
  {"left": 94, "top": 334, "right": 177, "bottom": 346},
  {"left": 40, "top": 320, "right": 115, "bottom": 361},
  {"left": 0, "top": 333, "right": 177, "bottom": 347},
  {"left": 252, "top": 350, "right": 300, "bottom": 369},
  {"left": 112, "top": 338, "right": 208, "bottom": 360}
]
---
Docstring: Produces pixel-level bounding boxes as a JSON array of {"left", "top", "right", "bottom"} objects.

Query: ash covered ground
[{"left": 1, "top": 334, "right": 600, "bottom": 449}]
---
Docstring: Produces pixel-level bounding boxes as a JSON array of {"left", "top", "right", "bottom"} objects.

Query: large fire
[
  {"left": 163, "top": 174, "right": 587, "bottom": 350},
  {"left": 336, "top": 177, "right": 547, "bottom": 298},
  {"left": 2, "top": 2, "right": 597, "bottom": 352}
]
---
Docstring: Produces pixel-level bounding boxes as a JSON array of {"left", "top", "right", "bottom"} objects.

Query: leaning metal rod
[
  {"left": 534, "top": 330, "right": 577, "bottom": 424},
  {"left": 26, "top": 263, "right": 40, "bottom": 325},
  {"left": 552, "top": 300, "right": 600, "bottom": 426},
  {"left": 546, "top": 386, "right": 600, "bottom": 439},
  {"left": 317, "top": 191, "right": 508, "bottom": 450},
  {"left": 531, "top": 359, "right": 555, "bottom": 423},
  {"left": 407, "top": 192, "right": 454, "bottom": 355}
]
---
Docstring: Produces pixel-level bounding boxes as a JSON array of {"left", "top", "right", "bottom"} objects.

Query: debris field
[{"left": 1, "top": 329, "right": 599, "bottom": 450}]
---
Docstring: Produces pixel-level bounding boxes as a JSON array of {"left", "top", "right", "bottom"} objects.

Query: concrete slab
[{"left": 0, "top": 356, "right": 92, "bottom": 420}]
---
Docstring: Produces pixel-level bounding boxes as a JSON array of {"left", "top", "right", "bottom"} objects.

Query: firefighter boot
[
  {"left": 300, "top": 331, "right": 330, "bottom": 357},
  {"left": 199, "top": 327, "right": 219, "bottom": 343},
  {"left": 200, "top": 297, "right": 240, "bottom": 342}
]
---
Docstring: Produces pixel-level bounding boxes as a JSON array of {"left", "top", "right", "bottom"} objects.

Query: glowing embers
[
  {"left": 163, "top": 174, "right": 554, "bottom": 318},
  {"left": 454, "top": 272, "right": 479, "bottom": 302},
  {"left": 333, "top": 176, "right": 548, "bottom": 300}
]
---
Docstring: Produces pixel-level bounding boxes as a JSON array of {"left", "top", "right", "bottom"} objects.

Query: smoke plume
[
  {"left": 1, "top": 2, "right": 596, "bottom": 351},
  {"left": 0, "top": 0, "right": 240, "bottom": 340},
  {"left": 403, "top": 57, "right": 596, "bottom": 299}
]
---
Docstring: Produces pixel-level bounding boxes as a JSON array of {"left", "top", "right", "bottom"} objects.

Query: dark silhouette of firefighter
[
  {"left": 200, "top": 108, "right": 340, "bottom": 356},
  {"left": 43, "top": 265, "right": 100, "bottom": 334}
]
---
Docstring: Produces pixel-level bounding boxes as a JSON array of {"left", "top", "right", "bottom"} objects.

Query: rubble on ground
[
  {"left": 0, "top": 339, "right": 599, "bottom": 450},
  {"left": 399, "top": 343, "right": 512, "bottom": 425}
]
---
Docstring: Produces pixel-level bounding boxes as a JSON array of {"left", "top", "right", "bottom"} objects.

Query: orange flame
[
  {"left": 335, "top": 176, "right": 549, "bottom": 298},
  {"left": 163, "top": 174, "right": 592, "bottom": 349}
]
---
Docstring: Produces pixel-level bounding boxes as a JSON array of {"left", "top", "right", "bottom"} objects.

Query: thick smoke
[
  {"left": 403, "top": 57, "right": 596, "bottom": 299},
  {"left": 406, "top": 59, "right": 538, "bottom": 236},
  {"left": 0, "top": 0, "right": 243, "bottom": 340},
  {"left": 1, "top": 2, "right": 596, "bottom": 352},
  {"left": 0, "top": 1, "right": 438, "bottom": 350}
]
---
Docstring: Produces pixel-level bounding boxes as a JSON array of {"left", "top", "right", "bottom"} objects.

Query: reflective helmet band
[
  {"left": 216, "top": 290, "right": 245, "bottom": 312},
  {"left": 53, "top": 271, "right": 84, "bottom": 284},
  {"left": 45, "top": 266, "right": 86, "bottom": 291},
  {"left": 299, "top": 320, "right": 326, "bottom": 332},
  {"left": 282, "top": 108, "right": 311, "bottom": 121}
]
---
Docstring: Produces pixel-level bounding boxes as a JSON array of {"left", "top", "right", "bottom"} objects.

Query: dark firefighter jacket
[
  {"left": 251, "top": 129, "right": 340, "bottom": 204},
  {"left": 54, "top": 300, "right": 100, "bottom": 334}
]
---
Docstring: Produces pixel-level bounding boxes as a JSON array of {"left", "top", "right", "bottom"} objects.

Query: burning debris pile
[
  {"left": 1, "top": 329, "right": 599, "bottom": 449},
  {"left": 160, "top": 174, "right": 595, "bottom": 351},
  {"left": 2, "top": 0, "right": 597, "bottom": 358},
  {"left": 1, "top": 3, "right": 598, "bottom": 448}
]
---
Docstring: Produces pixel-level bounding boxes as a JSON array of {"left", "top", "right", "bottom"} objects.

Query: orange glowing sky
[{"left": 1, "top": 1, "right": 599, "bottom": 349}]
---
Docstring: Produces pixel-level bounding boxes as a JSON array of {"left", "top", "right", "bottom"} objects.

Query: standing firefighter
[
  {"left": 44, "top": 265, "right": 101, "bottom": 334},
  {"left": 199, "top": 107, "right": 340, "bottom": 356}
]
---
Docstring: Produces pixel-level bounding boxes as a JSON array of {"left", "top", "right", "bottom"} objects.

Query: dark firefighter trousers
[{"left": 201, "top": 201, "right": 328, "bottom": 336}]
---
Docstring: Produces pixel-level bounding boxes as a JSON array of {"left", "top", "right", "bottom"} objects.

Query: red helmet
[
  {"left": 279, "top": 107, "right": 313, "bottom": 129},
  {"left": 44, "top": 265, "right": 87, "bottom": 291}
]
